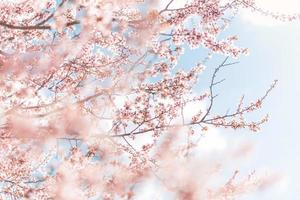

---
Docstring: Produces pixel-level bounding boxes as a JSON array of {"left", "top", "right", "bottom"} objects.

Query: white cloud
[
  {"left": 133, "top": 178, "right": 173, "bottom": 200},
  {"left": 196, "top": 127, "right": 227, "bottom": 153},
  {"left": 241, "top": 0, "right": 300, "bottom": 26}
]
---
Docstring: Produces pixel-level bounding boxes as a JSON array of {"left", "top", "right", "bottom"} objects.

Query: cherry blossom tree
[{"left": 0, "top": 0, "right": 295, "bottom": 199}]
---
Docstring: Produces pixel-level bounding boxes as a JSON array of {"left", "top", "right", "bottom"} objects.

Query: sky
[
  {"left": 209, "top": 1, "right": 300, "bottom": 199},
  {"left": 234, "top": 7, "right": 300, "bottom": 199},
  {"left": 157, "top": 0, "right": 300, "bottom": 199}
]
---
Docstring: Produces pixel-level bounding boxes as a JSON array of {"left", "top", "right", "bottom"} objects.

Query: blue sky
[
  {"left": 197, "top": 8, "right": 300, "bottom": 200},
  {"left": 166, "top": 1, "right": 300, "bottom": 198},
  {"left": 231, "top": 15, "right": 300, "bottom": 199}
]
